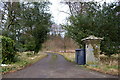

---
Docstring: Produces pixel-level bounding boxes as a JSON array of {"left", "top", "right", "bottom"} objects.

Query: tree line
[
  {"left": 0, "top": 1, "right": 52, "bottom": 63},
  {"left": 64, "top": 2, "right": 120, "bottom": 56}
]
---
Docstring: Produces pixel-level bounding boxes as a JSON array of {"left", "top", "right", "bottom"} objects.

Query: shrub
[
  {"left": 26, "top": 52, "right": 34, "bottom": 57},
  {"left": 1, "top": 36, "right": 16, "bottom": 64},
  {"left": 15, "top": 42, "right": 27, "bottom": 52},
  {"left": 25, "top": 44, "right": 35, "bottom": 51}
]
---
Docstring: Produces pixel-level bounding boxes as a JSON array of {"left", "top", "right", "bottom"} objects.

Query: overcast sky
[
  {"left": 49, "top": 0, "right": 118, "bottom": 25},
  {"left": 49, "top": 0, "right": 70, "bottom": 25}
]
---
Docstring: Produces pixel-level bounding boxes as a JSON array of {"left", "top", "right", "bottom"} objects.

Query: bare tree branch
[{"left": 58, "top": 10, "right": 71, "bottom": 15}]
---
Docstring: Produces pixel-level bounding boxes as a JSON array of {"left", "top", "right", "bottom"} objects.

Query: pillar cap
[
  {"left": 81, "top": 35, "right": 103, "bottom": 41},
  {"left": 75, "top": 49, "right": 85, "bottom": 51}
]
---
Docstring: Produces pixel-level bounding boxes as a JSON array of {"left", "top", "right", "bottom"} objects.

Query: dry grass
[
  {"left": 95, "top": 56, "right": 119, "bottom": 75},
  {"left": 1, "top": 51, "right": 47, "bottom": 74},
  {"left": 56, "top": 52, "right": 75, "bottom": 62}
]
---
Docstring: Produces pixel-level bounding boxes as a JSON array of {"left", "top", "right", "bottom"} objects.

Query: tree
[
  {"left": 65, "top": 2, "right": 120, "bottom": 56},
  {"left": 1, "top": 2, "right": 22, "bottom": 41},
  {"left": 21, "top": 2, "right": 52, "bottom": 53},
  {"left": 61, "top": 1, "right": 89, "bottom": 16},
  {"left": 1, "top": 1, "right": 52, "bottom": 53},
  {"left": 94, "top": 2, "right": 120, "bottom": 56}
]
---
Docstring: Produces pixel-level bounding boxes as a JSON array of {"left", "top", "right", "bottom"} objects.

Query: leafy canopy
[{"left": 65, "top": 2, "right": 120, "bottom": 56}]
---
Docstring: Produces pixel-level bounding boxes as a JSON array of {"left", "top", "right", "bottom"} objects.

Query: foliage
[
  {"left": 26, "top": 52, "right": 34, "bottom": 57},
  {"left": 1, "top": 36, "right": 16, "bottom": 64},
  {"left": 1, "top": 2, "right": 52, "bottom": 53},
  {"left": 65, "top": 2, "right": 120, "bottom": 56},
  {"left": 18, "top": 34, "right": 35, "bottom": 51},
  {"left": 15, "top": 42, "right": 27, "bottom": 52},
  {"left": 23, "top": 2, "right": 52, "bottom": 53}
]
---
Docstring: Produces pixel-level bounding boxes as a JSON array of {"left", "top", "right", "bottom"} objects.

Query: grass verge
[
  {"left": 54, "top": 52, "right": 119, "bottom": 76},
  {"left": 1, "top": 51, "right": 47, "bottom": 74}
]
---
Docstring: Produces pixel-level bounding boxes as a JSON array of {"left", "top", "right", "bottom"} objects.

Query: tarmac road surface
[{"left": 3, "top": 53, "right": 118, "bottom": 78}]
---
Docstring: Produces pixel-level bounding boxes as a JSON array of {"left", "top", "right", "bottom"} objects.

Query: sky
[
  {"left": 49, "top": 0, "right": 70, "bottom": 25},
  {"left": 49, "top": 0, "right": 118, "bottom": 25}
]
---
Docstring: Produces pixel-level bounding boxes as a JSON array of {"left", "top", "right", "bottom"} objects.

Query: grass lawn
[
  {"left": 1, "top": 51, "right": 47, "bottom": 74},
  {"left": 55, "top": 52, "right": 119, "bottom": 76}
]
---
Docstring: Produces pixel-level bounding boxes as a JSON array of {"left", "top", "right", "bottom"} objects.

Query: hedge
[{"left": 0, "top": 36, "right": 16, "bottom": 64}]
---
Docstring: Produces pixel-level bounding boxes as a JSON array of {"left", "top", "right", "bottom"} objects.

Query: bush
[
  {"left": 25, "top": 44, "right": 35, "bottom": 51},
  {"left": 1, "top": 36, "right": 16, "bottom": 64},
  {"left": 15, "top": 42, "right": 27, "bottom": 52},
  {"left": 26, "top": 52, "right": 34, "bottom": 57}
]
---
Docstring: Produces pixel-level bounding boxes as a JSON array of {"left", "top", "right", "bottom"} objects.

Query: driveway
[{"left": 3, "top": 53, "right": 118, "bottom": 78}]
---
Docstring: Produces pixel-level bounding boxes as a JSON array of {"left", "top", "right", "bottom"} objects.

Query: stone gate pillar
[{"left": 81, "top": 35, "right": 103, "bottom": 64}]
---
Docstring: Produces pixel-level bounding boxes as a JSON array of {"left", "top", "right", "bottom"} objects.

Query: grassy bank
[
  {"left": 55, "top": 52, "right": 119, "bottom": 76},
  {"left": 1, "top": 51, "right": 47, "bottom": 74}
]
